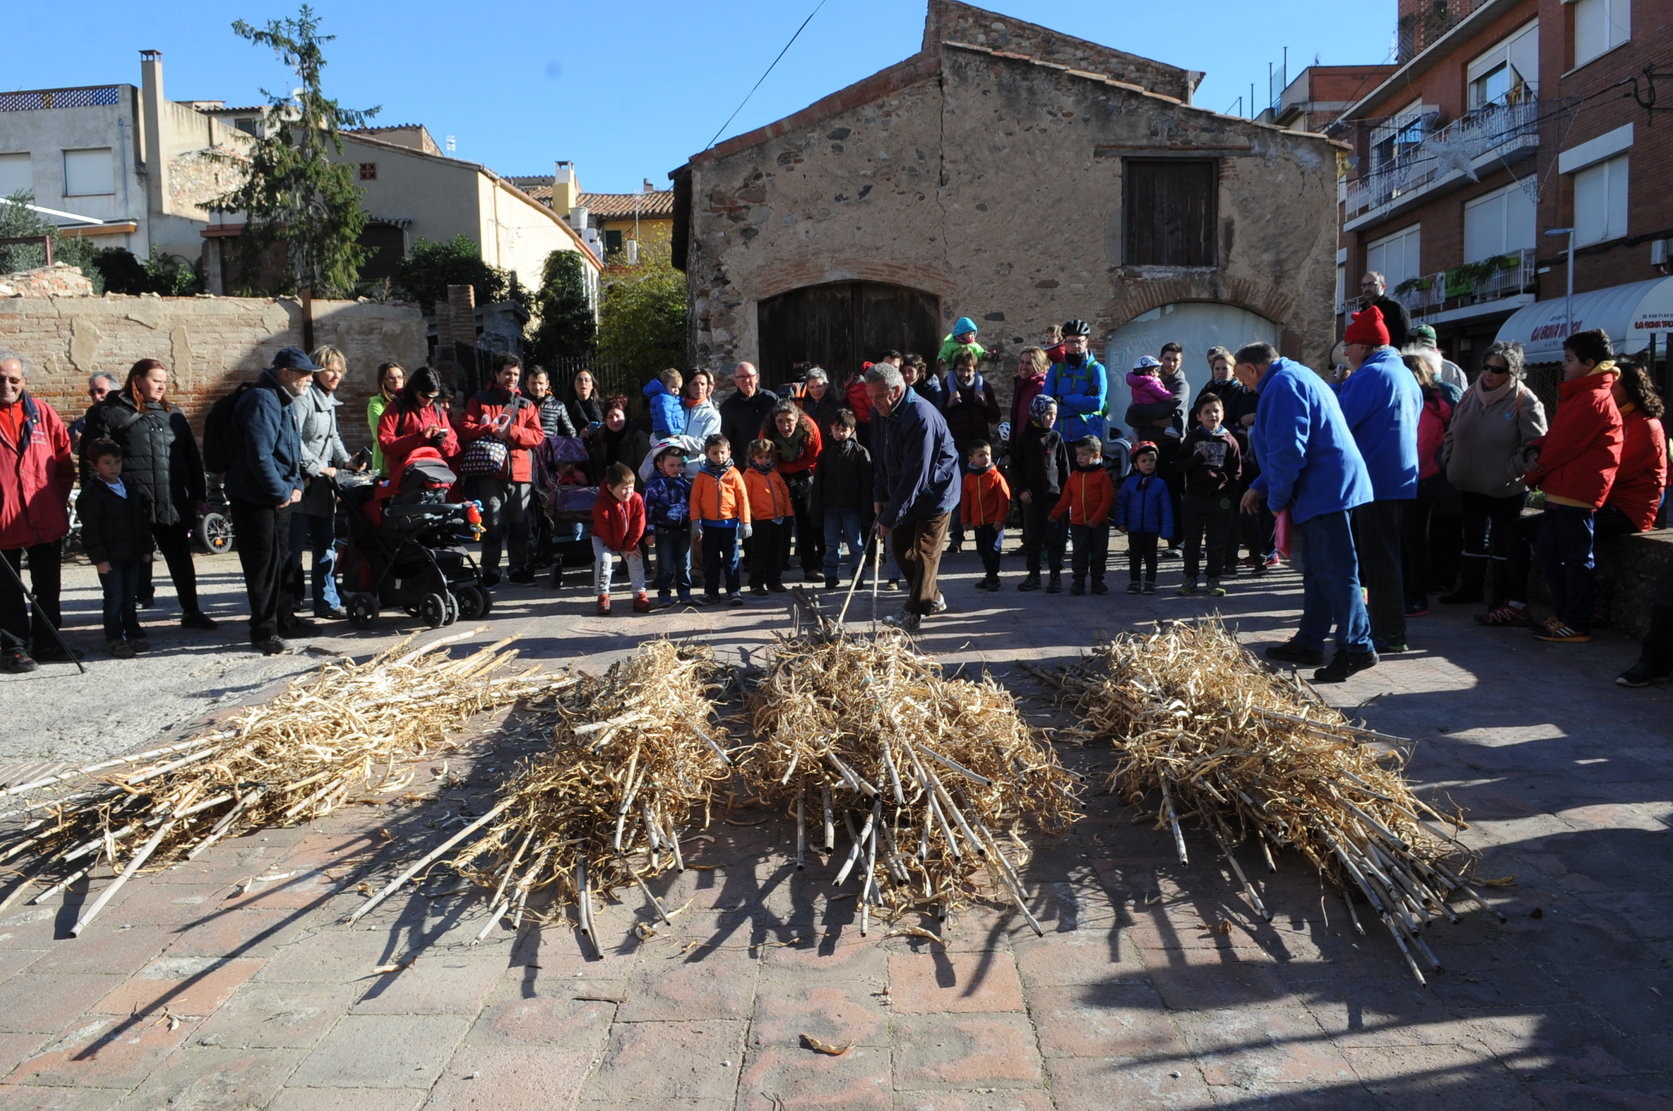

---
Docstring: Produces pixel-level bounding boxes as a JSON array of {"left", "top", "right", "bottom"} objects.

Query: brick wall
[{"left": 0, "top": 276, "right": 427, "bottom": 451}]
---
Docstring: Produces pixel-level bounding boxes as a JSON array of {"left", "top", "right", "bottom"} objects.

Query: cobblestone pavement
[{"left": 1, "top": 547, "right": 1669, "bottom": 1109}]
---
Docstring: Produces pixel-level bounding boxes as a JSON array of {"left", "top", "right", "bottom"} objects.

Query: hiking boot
[
  {"left": 1265, "top": 640, "right": 1325, "bottom": 666},
  {"left": 1206, "top": 579, "right": 1226, "bottom": 597},
  {"left": 1090, "top": 581, "right": 1109, "bottom": 595},
  {"left": 1017, "top": 573, "right": 1041, "bottom": 592},
  {"left": 1, "top": 647, "right": 37, "bottom": 673},
  {"left": 1126, "top": 582, "right": 1142, "bottom": 594},
  {"left": 882, "top": 610, "right": 921, "bottom": 631},
  {"left": 1045, "top": 573, "right": 1062, "bottom": 594},
  {"left": 1175, "top": 579, "right": 1198, "bottom": 597},
  {"left": 1314, "top": 649, "right": 1378, "bottom": 683},
  {"left": 253, "top": 636, "right": 288, "bottom": 656}
]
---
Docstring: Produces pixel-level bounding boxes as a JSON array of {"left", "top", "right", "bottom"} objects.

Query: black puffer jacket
[
  {"left": 77, "top": 479, "right": 156, "bottom": 566},
  {"left": 80, "top": 394, "right": 206, "bottom": 526},
  {"left": 1012, "top": 420, "right": 1069, "bottom": 500}
]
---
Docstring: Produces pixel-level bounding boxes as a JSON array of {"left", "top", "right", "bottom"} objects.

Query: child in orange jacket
[
  {"left": 743, "top": 438, "right": 793, "bottom": 594},
  {"left": 961, "top": 439, "right": 1012, "bottom": 591},
  {"left": 591, "top": 462, "right": 649, "bottom": 615},
  {"left": 689, "top": 434, "right": 751, "bottom": 604},
  {"left": 1051, "top": 434, "right": 1115, "bottom": 594}
]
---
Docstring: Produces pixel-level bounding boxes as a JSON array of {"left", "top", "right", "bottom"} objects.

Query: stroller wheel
[
  {"left": 454, "top": 583, "right": 492, "bottom": 620},
  {"left": 195, "top": 511, "right": 234, "bottom": 555},
  {"left": 346, "top": 594, "right": 379, "bottom": 629},
  {"left": 419, "top": 592, "right": 449, "bottom": 629},
  {"left": 441, "top": 591, "right": 460, "bottom": 626}
]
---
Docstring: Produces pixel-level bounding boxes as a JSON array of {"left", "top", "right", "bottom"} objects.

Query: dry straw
[
  {"left": 1041, "top": 618, "right": 1490, "bottom": 984},
  {"left": 0, "top": 634, "right": 568, "bottom": 935},
  {"left": 740, "top": 629, "right": 1080, "bottom": 933}
]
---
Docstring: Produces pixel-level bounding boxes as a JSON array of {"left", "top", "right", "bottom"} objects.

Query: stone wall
[{"left": 0, "top": 276, "right": 427, "bottom": 452}]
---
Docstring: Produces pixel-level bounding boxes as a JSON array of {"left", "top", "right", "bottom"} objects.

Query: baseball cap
[{"left": 270, "top": 346, "right": 323, "bottom": 373}]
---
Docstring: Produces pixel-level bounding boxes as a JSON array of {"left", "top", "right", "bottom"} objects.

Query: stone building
[{"left": 672, "top": 0, "right": 1345, "bottom": 415}]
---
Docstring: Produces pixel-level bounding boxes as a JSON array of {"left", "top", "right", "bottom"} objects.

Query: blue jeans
[
  {"left": 654, "top": 527, "right": 692, "bottom": 598},
  {"left": 288, "top": 510, "right": 340, "bottom": 614},
  {"left": 823, "top": 509, "right": 864, "bottom": 580},
  {"left": 99, "top": 561, "right": 144, "bottom": 644},
  {"left": 701, "top": 523, "right": 741, "bottom": 596},
  {"left": 1293, "top": 510, "right": 1373, "bottom": 653},
  {"left": 1536, "top": 503, "right": 1597, "bottom": 631}
]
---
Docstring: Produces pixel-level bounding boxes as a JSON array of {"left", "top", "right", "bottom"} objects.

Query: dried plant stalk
[
  {"left": 0, "top": 636, "right": 567, "bottom": 933},
  {"left": 739, "top": 630, "right": 1080, "bottom": 929},
  {"left": 1044, "top": 618, "right": 1476, "bottom": 984},
  {"left": 445, "top": 640, "right": 732, "bottom": 939}
]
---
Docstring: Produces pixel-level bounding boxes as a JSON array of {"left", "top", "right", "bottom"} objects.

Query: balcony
[
  {"left": 1344, "top": 97, "right": 1540, "bottom": 227},
  {"left": 1396, "top": 246, "right": 1539, "bottom": 320}
]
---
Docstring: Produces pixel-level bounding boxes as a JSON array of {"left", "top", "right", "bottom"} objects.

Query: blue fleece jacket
[
  {"left": 871, "top": 388, "right": 960, "bottom": 528},
  {"left": 1115, "top": 471, "right": 1175, "bottom": 537},
  {"left": 643, "top": 379, "right": 684, "bottom": 439},
  {"left": 1250, "top": 358, "right": 1372, "bottom": 524},
  {"left": 225, "top": 369, "right": 303, "bottom": 506},
  {"left": 1333, "top": 346, "right": 1421, "bottom": 500},
  {"left": 1044, "top": 355, "right": 1108, "bottom": 441}
]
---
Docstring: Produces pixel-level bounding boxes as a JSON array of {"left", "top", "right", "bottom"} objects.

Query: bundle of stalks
[
  {"left": 1042, "top": 618, "right": 1490, "bottom": 984},
  {"left": 740, "top": 630, "right": 1080, "bottom": 935},
  {"left": 349, "top": 640, "right": 734, "bottom": 944},
  {"left": 0, "top": 635, "right": 564, "bottom": 935}
]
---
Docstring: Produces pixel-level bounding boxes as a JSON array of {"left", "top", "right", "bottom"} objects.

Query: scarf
[
  {"left": 701, "top": 459, "right": 733, "bottom": 479},
  {"left": 749, "top": 461, "right": 776, "bottom": 476},
  {"left": 770, "top": 418, "right": 808, "bottom": 464}
]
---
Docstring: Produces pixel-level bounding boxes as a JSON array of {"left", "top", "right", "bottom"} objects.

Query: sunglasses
[{"left": 1481, "top": 362, "right": 1510, "bottom": 373}]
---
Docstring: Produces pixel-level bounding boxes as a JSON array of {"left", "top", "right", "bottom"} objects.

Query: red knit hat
[{"left": 1344, "top": 305, "right": 1390, "bottom": 347}]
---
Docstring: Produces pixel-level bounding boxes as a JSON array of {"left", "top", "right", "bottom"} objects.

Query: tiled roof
[
  {"left": 577, "top": 191, "right": 675, "bottom": 218},
  {"left": 507, "top": 177, "right": 554, "bottom": 204}
]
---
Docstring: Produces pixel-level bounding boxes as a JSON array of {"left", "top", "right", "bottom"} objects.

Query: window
[
  {"left": 1463, "top": 182, "right": 1536, "bottom": 261},
  {"left": 1574, "top": 0, "right": 1629, "bottom": 68},
  {"left": 0, "top": 152, "right": 29, "bottom": 197},
  {"left": 1573, "top": 155, "right": 1627, "bottom": 246},
  {"left": 1123, "top": 159, "right": 1217, "bottom": 267},
  {"left": 358, "top": 162, "right": 377, "bottom": 181},
  {"left": 62, "top": 147, "right": 114, "bottom": 197},
  {"left": 604, "top": 229, "right": 624, "bottom": 255},
  {"left": 233, "top": 117, "right": 259, "bottom": 136},
  {"left": 1366, "top": 223, "right": 1421, "bottom": 295},
  {"left": 1467, "top": 21, "right": 1538, "bottom": 109}
]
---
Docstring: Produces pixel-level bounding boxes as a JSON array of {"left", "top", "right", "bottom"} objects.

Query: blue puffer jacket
[
  {"left": 643, "top": 472, "right": 692, "bottom": 529},
  {"left": 224, "top": 369, "right": 303, "bottom": 507},
  {"left": 1250, "top": 358, "right": 1372, "bottom": 524},
  {"left": 1045, "top": 356, "right": 1108, "bottom": 440},
  {"left": 1115, "top": 471, "right": 1175, "bottom": 538},
  {"left": 1334, "top": 346, "right": 1421, "bottom": 501},
  {"left": 871, "top": 388, "right": 959, "bottom": 528}
]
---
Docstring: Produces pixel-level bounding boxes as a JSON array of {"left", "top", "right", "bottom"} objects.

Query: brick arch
[
  {"left": 1102, "top": 273, "right": 1296, "bottom": 335},
  {"left": 749, "top": 258, "right": 957, "bottom": 306}
]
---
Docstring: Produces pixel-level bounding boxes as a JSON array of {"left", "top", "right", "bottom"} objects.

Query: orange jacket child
[
  {"left": 961, "top": 466, "right": 1012, "bottom": 528},
  {"left": 690, "top": 463, "right": 752, "bottom": 525},
  {"left": 1050, "top": 464, "right": 1114, "bottom": 526},
  {"left": 743, "top": 465, "right": 792, "bottom": 521}
]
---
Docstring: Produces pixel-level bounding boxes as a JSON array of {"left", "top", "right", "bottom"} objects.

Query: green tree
[
  {"left": 210, "top": 5, "right": 376, "bottom": 296},
  {"left": 395, "top": 235, "right": 512, "bottom": 314},
  {"left": 0, "top": 191, "right": 103, "bottom": 291},
  {"left": 529, "top": 249, "right": 596, "bottom": 366},
  {"left": 596, "top": 241, "right": 686, "bottom": 377}
]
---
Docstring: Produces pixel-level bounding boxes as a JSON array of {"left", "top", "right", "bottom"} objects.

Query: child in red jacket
[
  {"left": 1051, "top": 435, "right": 1115, "bottom": 595},
  {"left": 962, "top": 439, "right": 1011, "bottom": 591},
  {"left": 590, "top": 462, "right": 649, "bottom": 615},
  {"left": 1521, "top": 329, "right": 1625, "bottom": 642}
]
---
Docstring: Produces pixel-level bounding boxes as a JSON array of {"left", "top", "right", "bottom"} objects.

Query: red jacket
[
  {"left": 844, "top": 376, "right": 873, "bottom": 426},
  {"left": 760, "top": 411, "right": 822, "bottom": 477},
  {"left": 1524, "top": 366, "right": 1623, "bottom": 510},
  {"left": 1605, "top": 405, "right": 1668, "bottom": 531},
  {"left": 961, "top": 467, "right": 1011, "bottom": 527},
  {"left": 462, "top": 388, "right": 545, "bottom": 483},
  {"left": 378, "top": 400, "right": 460, "bottom": 481},
  {"left": 591, "top": 484, "right": 646, "bottom": 551},
  {"left": 1050, "top": 465, "right": 1114, "bottom": 526},
  {"left": 0, "top": 394, "right": 74, "bottom": 549}
]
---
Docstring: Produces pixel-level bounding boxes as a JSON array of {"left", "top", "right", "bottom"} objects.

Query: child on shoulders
[{"left": 643, "top": 368, "right": 684, "bottom": 439}]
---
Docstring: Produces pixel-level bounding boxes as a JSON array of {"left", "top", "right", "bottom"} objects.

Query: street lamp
[{"left": 1545, "top": 227, "right": 1575, "bottom": 334}]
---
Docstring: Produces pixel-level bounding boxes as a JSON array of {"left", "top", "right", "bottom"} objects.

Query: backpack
[{"left": 200, "top": 383, "right": 252, "bottom": 475}]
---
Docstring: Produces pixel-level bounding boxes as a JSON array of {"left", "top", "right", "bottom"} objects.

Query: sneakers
[
  {"left": 767, "top": 582, "right": 789, "bottom": 593},
  {"left": 253, "top": 636, "right": 288, "bottom": 656},
  {"left": 1205, "top": 579, "right": 1226, "bottom": 598},
  {"left": 886, "top": 578, "right": 900, "bottom": 591},
  {"left": 507, "top": 567, "right": 538, "bottom": 585},
  {"left": 1091, "top": 581, "right": 1109, "bottom": 595},
  {"left": 882, "top": 610, "right": 921, "bottom": 631},
  {"left": 677, "top": 593, "right": 695, "bottom": 605},
  {"left": 1263, "top": 554, "right": 1283, "bottom": 570},
  {"left": 1617, "top": 658, "right": 1673, "bottom": 687},
  {"left": 1265, "top": 640, "right": 1325, "bottom": 667},
  {"left": 1045, "top": 573, "right": 1062, "bottom": 594},
  {"left": 1476, "top": 604, "right": 1529, "bottom": 628},
  {"left": 656, "top": 592, "right": 673, "bottom": 607},
  {"left": 729, "top": 592, "right": 744, "bottom": 606},
  {"left": 1404, "top": 601, "right": 1430, "bottom": 617},
  {"left": 1017, "top": 573, "right": 1041, "bottom": 592},
  {"left": 1533, "top": 618, "right": 1590, "bottom": 643},
  {"left": 180, "top": 611, "right": 219, "bottom": 631},
  {"left": 1175, "top": 579, "right": 1198, "bottom": 597},
  {"left": 597, "top": 594, "right": 612, "bottom": 616},
  {"left": 632, "top": 593, "right": 653, "bottom": 614},
  {"left": 1, "top": 647, "right": 38, "bottom": 673},
  {"left": 751, "top": 585, "right": 770, "bottom": 597},
  {"left": 315, "top": 606, "right": 348, "bottom": 620},
  {"left": 1314, "top": 649, "right": 1379, "bottom": 683},
  {"left": 930, "top": 593, "right": 948, "bottom": 614},
  {"left": 32, "top": 645, "right": 84, "bottom": 663},
  {"left": 1373, "top": 639, "right": 1410, "bottom": 654},
  {"left": 1126, "top": 582, "right": 1142, "bottom": 595}
]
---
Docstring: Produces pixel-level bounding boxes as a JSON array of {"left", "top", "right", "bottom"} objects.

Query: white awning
[{"left": 1494, "top": 276, "right": 1673, "bottom": 363}]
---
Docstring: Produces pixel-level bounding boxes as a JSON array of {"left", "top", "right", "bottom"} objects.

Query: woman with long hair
[{"left": 366, "top": 362, "right": 405, "bottom": 476}]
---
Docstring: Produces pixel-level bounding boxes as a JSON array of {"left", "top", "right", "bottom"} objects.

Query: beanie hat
[
  {"left": 1344, "top": 305, "right": 1390, "bottom": 347},
  {"left": 952, "top": 316, "right": 978, "bottom": 338},
  {"left": 1029, "top": 393, "right": 1057, "bottom": 422}
]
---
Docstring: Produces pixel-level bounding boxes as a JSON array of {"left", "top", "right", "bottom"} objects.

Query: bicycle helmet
[{"left": 1062, "top": 318, "right": 1092, "bottom": 337}]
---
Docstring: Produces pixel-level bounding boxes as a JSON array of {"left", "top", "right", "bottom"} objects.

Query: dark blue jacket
[
  {"left": 1115, "top": 471, "right": 1175, "bottom": 537},
  {"left": 1250, "top": 358, "right": 1372, "bottom": 524},
  {"left": 1045, "top": 355, "right": 1108, "bottom": 441},
  {"left": 224, "top": 369, "right": 303, "bottom": 506},
  {"left": 643, "top": 472, "right": 692, "bottom": 529},
  {"left": 1334, "top": 346, "right": 1421, "bottom": 501},
  {"left": 871, "top": 388, "right": 959, "bottom": 528}
]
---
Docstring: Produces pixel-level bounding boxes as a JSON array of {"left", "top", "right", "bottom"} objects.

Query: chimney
[
  {"left": 139, "top": 50, "right": 168, "bottom": 220},
  {"left": 553, "top": 160, "right": 579, "bottom": 215},
  {"left": 643, "top": 178, "right": 654, "bottom": 193}
]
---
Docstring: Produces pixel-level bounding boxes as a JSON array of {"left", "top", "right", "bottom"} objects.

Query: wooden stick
[{"left": 343, "top": 798, "right": 514, "bottom": 926}]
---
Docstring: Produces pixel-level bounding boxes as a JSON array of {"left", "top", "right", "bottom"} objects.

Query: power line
[{"left": 704, "top": 0, "right": 829, "bottom": 152}]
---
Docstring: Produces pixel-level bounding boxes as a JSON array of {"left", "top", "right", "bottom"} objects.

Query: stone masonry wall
[{"left": 0, "top": 279, "right": 427, "bottom": 452}]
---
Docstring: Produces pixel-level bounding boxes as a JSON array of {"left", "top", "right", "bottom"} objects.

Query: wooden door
[{"left": 758, "top": 282, "right": 941, "bottom": 388}]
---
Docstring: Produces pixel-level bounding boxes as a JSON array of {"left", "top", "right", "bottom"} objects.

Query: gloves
[{"left": 741, "top": 523, "right": 753, "bottom": 540}]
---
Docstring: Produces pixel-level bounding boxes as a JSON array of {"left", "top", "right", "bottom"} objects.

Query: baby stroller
[
  {"left": 338, "top": 450, "right": 492, "bottom": 629},
  {"left": 532, "top": 434, "right": 599, "bottom": 589}
]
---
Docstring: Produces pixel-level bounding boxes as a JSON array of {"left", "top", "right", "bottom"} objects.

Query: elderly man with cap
[
  {"left": 1335, "top": 305, "right": 1422, "bottom": 655},
  {"left": 1407, "top": 325, "right": 1467, "bottom": 393},
  {"left": 227, "top": 346, "right": 317, "bottom": 655},
  {"left": 1234, "top": 341, "right": 1377, "bottom": 683},
  {"left": 867, "top": 361, "right": 959, "bottom": 631},
  {"left": 0, "top": 349, "right": 77, "bottom": 671}
]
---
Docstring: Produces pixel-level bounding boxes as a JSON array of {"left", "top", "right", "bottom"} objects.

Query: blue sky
[{"left": 8, "top": 1, "right": 1394, "bottom": 195}]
